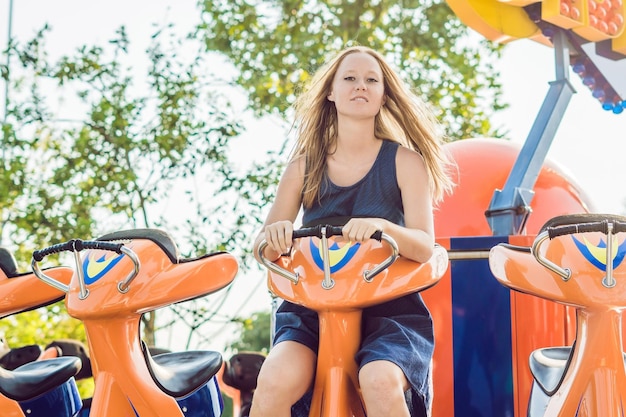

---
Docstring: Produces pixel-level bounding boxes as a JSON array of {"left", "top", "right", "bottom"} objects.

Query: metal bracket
[{"left": 485, "top": 29, "right": 577, "bottom": 236}]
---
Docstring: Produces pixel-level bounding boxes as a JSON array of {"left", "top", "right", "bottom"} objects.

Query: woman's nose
[{"left": 356, "top": 80, "right": 367, "bottom": 90}]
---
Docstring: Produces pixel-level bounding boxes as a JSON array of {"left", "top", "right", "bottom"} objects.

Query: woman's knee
[
  {"left": 255, "top": 341, "right": 316, "bottom": 400},
  {"left": 359, "top": 360, "right": 408, "bottom": 395}
]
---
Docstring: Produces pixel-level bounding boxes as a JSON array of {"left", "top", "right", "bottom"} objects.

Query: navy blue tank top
[{"left": 302, "top": 140, "right": 404, "bottom": 227}]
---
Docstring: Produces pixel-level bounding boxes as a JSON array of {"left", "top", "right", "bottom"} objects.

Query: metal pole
[{"left": 484, "top": 29, "right": 576, "bottom": 236}]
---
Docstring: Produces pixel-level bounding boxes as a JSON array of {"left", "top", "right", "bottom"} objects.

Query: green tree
[
  {"left": 2, "top": 25, "right": 246, "bottom": 258},
  {"left": 0, "top": 304, "right": 84, "bottom": 347},
  {"left": 1, "top": 22, "right": 267, "bottom": 349},
  {"left": 0, "top": 304, "right": 94, "bottom": 397},
  {"left": 198, "top": 0, "right": 507, "bottom": 139},
  {"left": 228, "top": 310, "right": 272, "bottom": 355},
  {"left": 218, "top": 309, "right": 272, "bottom": 417}
]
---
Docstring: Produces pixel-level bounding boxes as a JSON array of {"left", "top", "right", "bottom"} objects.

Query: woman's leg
[
  {"left": 249, "top": 341, "right": 316, "bottom": 417},
  {"left": 359, "top": 360, "right": 411, "bottom": 417}
]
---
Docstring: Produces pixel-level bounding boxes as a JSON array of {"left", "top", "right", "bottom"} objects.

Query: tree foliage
[
  {"left": 0, "top": 303, "right": 94, "bottom": 397},
  {"left": 0, "top": 303, "right": 84, "bottom": 347},
  {"left": 2, "top": 25, "right": 248, "bottom": 259},
  {"left": 228, "top": 310, "right": 272, "bottom": 355},
  {"left": 198, "top": 0, "right": 507, "bottom": 139},
  {"left": 1, "top": 22, "right": 269, "bottom": 350}
]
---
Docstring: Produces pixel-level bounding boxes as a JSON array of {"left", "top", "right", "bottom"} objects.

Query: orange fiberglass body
[
  {"left": 489, "top": 214, "right": 626, "bottom": 417},
  {"left": 0, "top": 264, "right": 72, "bottom": 319},
  {"left": 424, "top": 138, "right": 592, "bottom": 417},
  {"left": 0, "top": 259, "right": 74, "bottom": 417},
  {"left": 260, "top": 229, "right": 449, "bottom": 417},
  {"left": 32, "top": 229, "right": 238, "bottom": 417}
]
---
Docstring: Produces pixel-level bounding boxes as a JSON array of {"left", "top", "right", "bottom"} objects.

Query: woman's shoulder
[
  {"left": 284, "top": 154, "right": 307, "bottom": 174},
  {"left": 395, "top": 143, "right": 425, "bottom": 164},
  {"left": 394, "top": 144, "right": 428, "bottom": 181},
  {"left": 277, "top": 155, "right": 307, "bottom": 190}
]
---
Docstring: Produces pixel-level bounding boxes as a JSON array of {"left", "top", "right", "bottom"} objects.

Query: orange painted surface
[
  {"left": 433, "top": 138, "right": 594, "bottom": 238},
  {"left": 507, "top": 235, "right": 577, "bottom": 417},
  {"left": 0, "top": 265, "right": 74, "bottom": 416},
  {"left": 423, "top": 237, "right": 454, "bottom": 417},
  {"left": 267, "top": 237, "right": 449, "bottom": 417},
  {"left": 56, "top": 236, "right": 238, "bottom": 417},
  {"left": 491, "top": 225, "right": 626, "bottom": 416},
  {"left": 428, "top": 138, "right": 591, "bottom": 417},
  {"left": 0, "top": 266, "right": 73, "bottom": 318}
]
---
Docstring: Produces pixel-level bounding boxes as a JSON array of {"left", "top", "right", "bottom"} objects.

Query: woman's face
[{"left": 327, "top": 52, "right": 386, "bottom": 120}]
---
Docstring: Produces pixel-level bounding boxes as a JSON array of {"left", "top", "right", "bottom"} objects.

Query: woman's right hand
[{"left": 259, "top": 220, "right": 294, "bottom": 260}]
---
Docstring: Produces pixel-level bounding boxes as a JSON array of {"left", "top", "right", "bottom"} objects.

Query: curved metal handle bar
[
  {"left": 256, "top": 241, "right": 299, "bottom": 284},
  {"left": 31, "top": 240, "right": 141, "bottom": 297},
  {"left": 31, "top": 258, "right": 71, "bottom": 293},
  {"left": 531, "top": 231, "right": 572, "bottom": 281},
  {"left": 116, "top": 246, "right": 141, "bottom": 293},
  {"left": 533, "top": 221, "right": 619, "bottom": 287},
  {"left": 256, "top": 226, "right": 399, "bottom": 287},
  {"left": 363, "top": 233, "right": 398, "bottom": 282}
]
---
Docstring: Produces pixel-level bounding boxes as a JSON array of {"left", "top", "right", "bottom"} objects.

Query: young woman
[{"left": 251, "top": 45, "right": 455, "bottom": 417}]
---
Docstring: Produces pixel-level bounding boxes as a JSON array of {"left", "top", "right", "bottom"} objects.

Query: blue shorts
[{"left": 273, "top": 293, "right": 434, "bottom": 417}]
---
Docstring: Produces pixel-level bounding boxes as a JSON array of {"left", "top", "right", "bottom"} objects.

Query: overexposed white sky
[
  {"left": 494, "top": 37, "right": 626, "bottom": 214},
  {"left": 2, "top": 0, "right": 626, "bottom": 350}
]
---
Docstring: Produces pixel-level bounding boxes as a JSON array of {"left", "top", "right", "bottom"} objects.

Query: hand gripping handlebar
[{"left": 256, "top": 224, "right": 397, "bottom": 288}]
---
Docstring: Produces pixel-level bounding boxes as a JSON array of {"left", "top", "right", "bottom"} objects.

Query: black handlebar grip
[
  {"left": 33, "top": 239, "right": 125, "bottom": 262},
  {"left": 292, "top": 225, "right": 382, "bottom": 241},
  {"left": 33, "top": 240, "right": 79, "bottom": 262},
  {"left": 292, "top": 225, "right": 342, "bottom": 239},
  {"left": 77, "top": 240, "right": 124, "bottom": 254},
  {"left": 547, "top": 219, "right": 626, "bottom": 239},
  {"left": 613, "top": 221, "right": 626, "bottom": 234}
]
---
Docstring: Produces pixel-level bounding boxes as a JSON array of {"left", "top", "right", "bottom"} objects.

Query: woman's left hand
[{"left": 342, "top": 218, "right": 387, "bottom": 242}]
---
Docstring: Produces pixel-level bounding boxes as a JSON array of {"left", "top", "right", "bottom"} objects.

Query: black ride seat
[
  {"left": 141, "top": 342, "right": 223, "bottom": 398},
  {"left": 97, "top": 228, "right": 227, "bottom": 264},
  {"left": 222, "top": 352, "right": 265, "bottom": 392},
  {"left": 97, "top": 229, "right": 180, "bottom": 262},
  {"left": 0, "top": 247, "right": 18, "bottom": 278},
  {"left": 529, "top": 346, "right": 626, "bottom": 395},
  {"left": 0, "top": 356, "right": 81, "bottom": 402}
]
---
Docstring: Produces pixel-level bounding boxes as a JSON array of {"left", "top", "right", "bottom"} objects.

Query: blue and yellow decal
[
  {"left": 309, "top": 239, "right": 360, "bottom": 273},
  {"left": 572, "top": 235, "right": 626, "bottom": 271},
  {"left": 82, "top": 250, "right": 125, "bottom": 285}
]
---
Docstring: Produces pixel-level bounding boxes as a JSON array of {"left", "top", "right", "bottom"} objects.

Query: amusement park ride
[
  {"left": 425, "top": 1, "right": 626, "bottom": 416},
  {"left": 253, "top": 2, "right": 626, "bottom": 415},
  {"left": 0, "top": 0, "right": 625, "bottom": 416}
]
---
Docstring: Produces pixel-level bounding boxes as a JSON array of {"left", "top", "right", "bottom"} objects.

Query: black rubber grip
[
  {"left": 292, "top": 225, "right": 382, "bottom": 241},
  {"left": 33, "top": 239, "right": 124, "bottom": 262},
  {"left": 33, "top": 240, "right": 79, "bottom": 262},
  {"left": 547, "top": 220, "right": 626, "bottom": 239},
  {"left": 76, "top": 240, "right": 124, "bottom": 253}
]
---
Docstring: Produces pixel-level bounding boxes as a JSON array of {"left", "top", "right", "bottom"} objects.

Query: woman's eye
[
  {"left": 367, "top": 78, "right": 379, "bottom": 83},
  {"left": 344, "top": 76, "right": 355, "bottom": 81}
]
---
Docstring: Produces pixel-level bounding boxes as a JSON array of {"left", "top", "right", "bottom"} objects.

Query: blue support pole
[{"left": 485, "top": 29, "right": 577, "bottom": 236}]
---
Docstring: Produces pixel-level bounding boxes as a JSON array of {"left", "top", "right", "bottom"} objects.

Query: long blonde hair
[{"left": 291, "top": 46, "right": 455, "bottom": 208}]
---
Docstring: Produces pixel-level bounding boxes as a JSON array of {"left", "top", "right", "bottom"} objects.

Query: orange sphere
[
  {"left": 433, "top": 138, "right": 594, "bottom": 238},
  {"left": 588, "top": 0, "right": 598, "bottom": 13}
]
